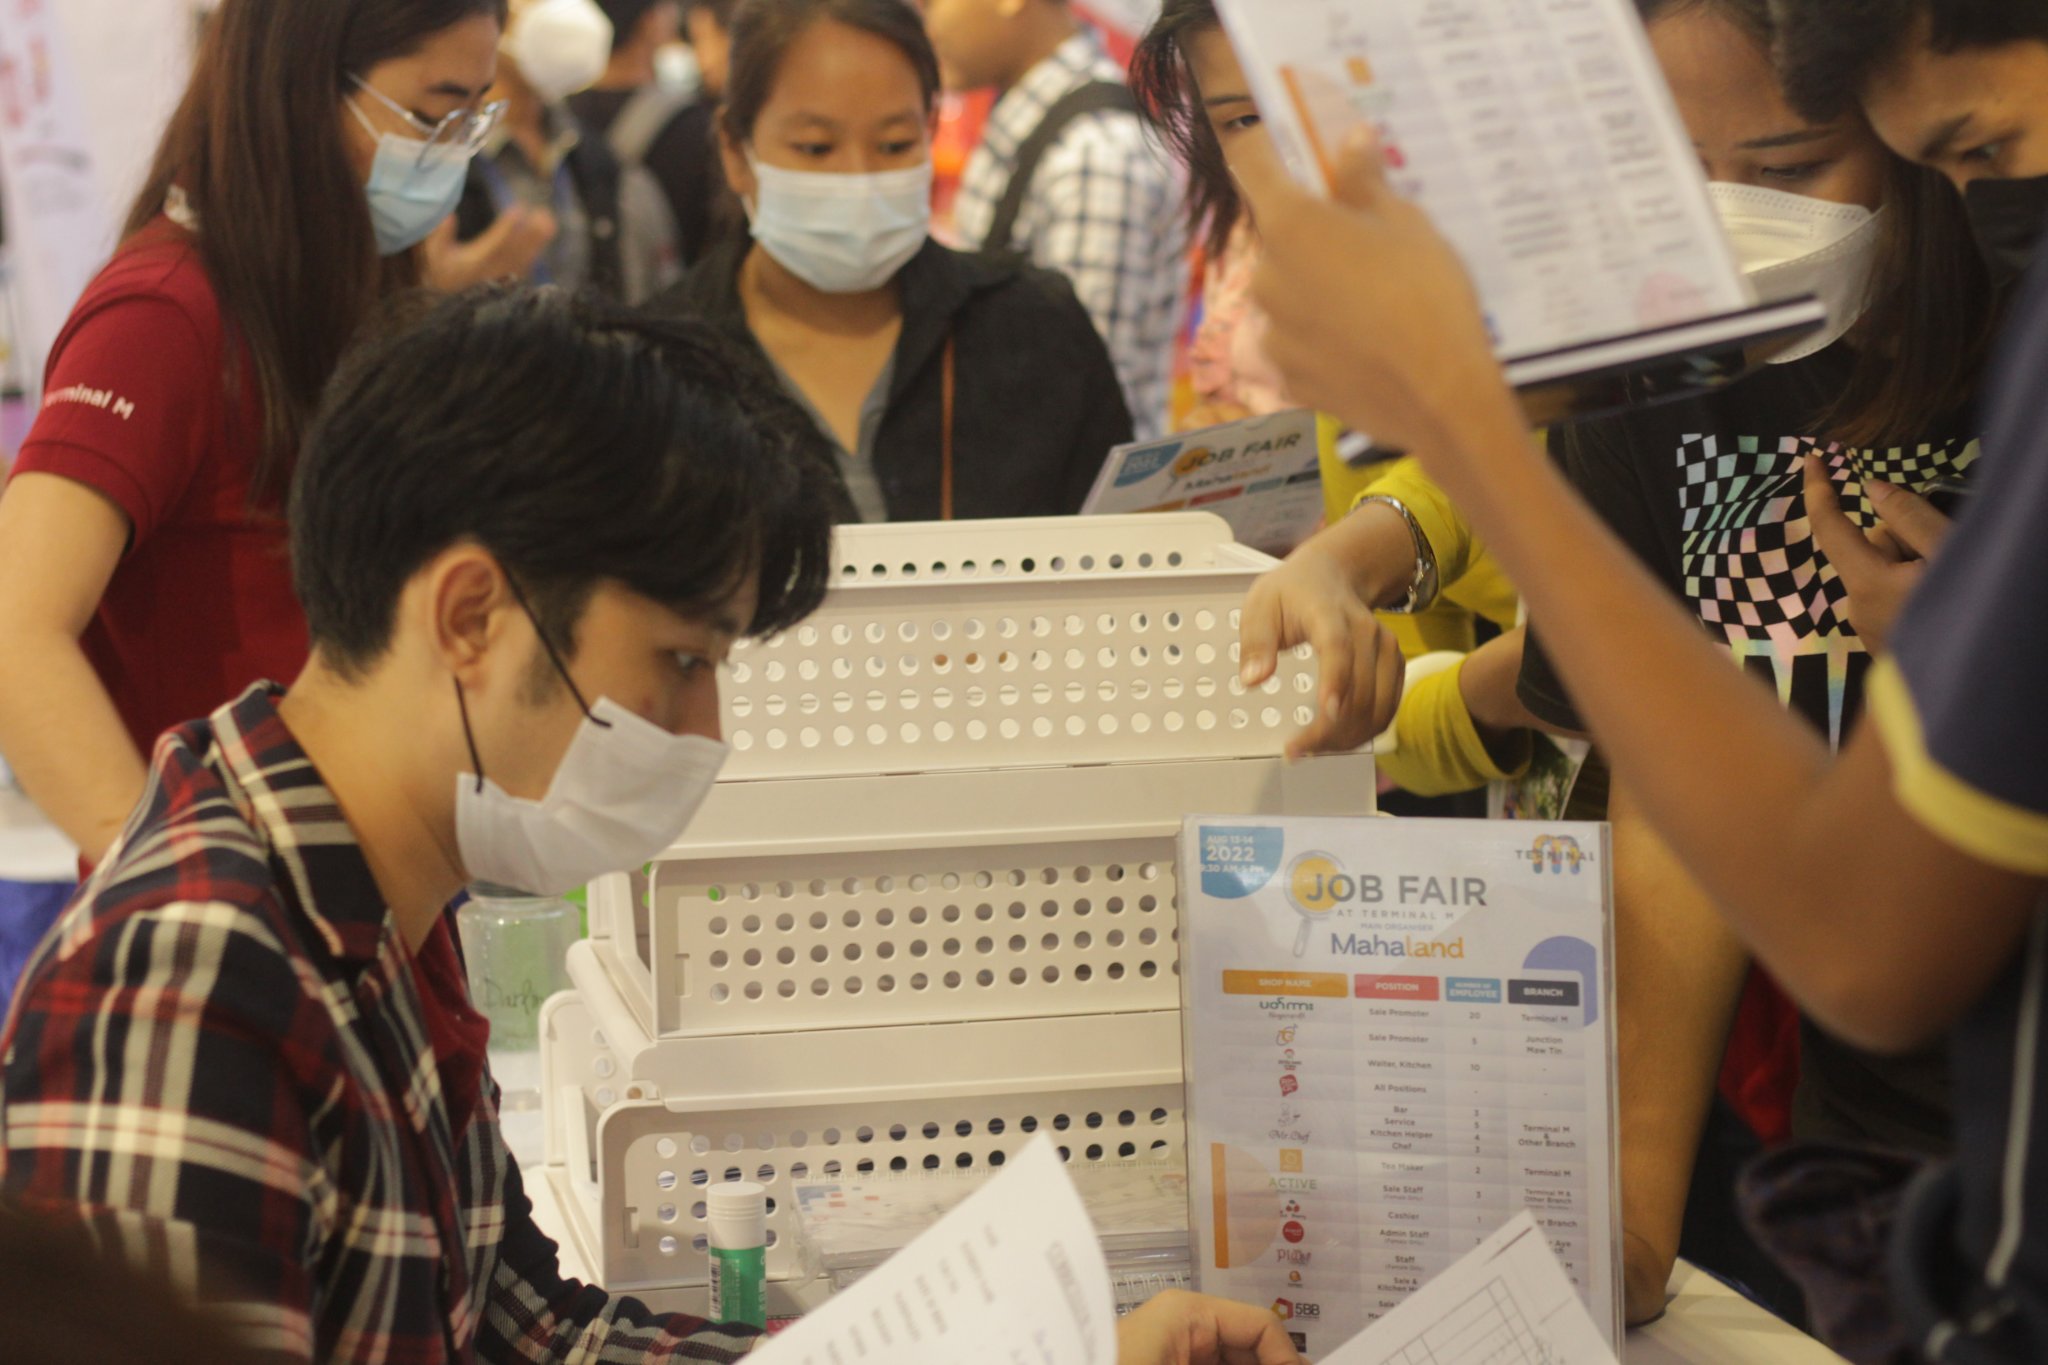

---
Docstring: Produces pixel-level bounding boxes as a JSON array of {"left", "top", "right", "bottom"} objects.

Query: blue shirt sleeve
[{"left": 1875, "top": 256, "right": 2048, "bottom": 874}]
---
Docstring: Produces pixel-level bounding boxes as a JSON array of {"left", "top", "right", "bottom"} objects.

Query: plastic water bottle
[
  {"left": 456, "top": 884, "right": 580, "bottom": 1165},
  {"left": 707, "top": 1181, "right": 769, "bottom": 1329}
]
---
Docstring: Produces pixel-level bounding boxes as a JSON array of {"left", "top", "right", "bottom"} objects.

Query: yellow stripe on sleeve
[{"left": 1869, "top": 657, "right": 2048, "bottom": 877}]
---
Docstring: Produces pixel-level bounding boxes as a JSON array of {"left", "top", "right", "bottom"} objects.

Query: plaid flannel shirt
[
  {"left": 952, "top": 30, "right": 1187, "bottom": 442},
  {"left": 0, "top": 684, "right": 757, "bottom": 1364}
]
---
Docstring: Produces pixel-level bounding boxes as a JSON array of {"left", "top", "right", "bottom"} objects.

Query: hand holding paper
[
  {"left": 753, "top": 1137, "right": 1306, "bottom": 1365},
  {"left": 1234, "top": 130, "right": 1514, "bottom": 467},
  {"left": 1322, "top": 1213, "right": 1619, "bottom": 1365}
]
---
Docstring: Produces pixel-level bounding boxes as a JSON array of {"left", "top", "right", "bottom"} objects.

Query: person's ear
[
  {"left": 720, "top": 125, "right": 756, "bottom": 209},
  {"left": 423, "top": 546, "right": 517, "bottom": 689}
]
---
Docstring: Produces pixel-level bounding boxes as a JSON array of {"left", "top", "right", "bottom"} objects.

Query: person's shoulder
[
  {"left": 1044, "top": 96, "right": 1166, "bottom": 169},
  {"left": 62, "top": 225, "right": 225, "bottom": 351},
  {"left": 82, "top": 227, "right": 222, "bottom": 320},
  {"left": 949, "top": 246, "right": 1095, "bottom": 325}
]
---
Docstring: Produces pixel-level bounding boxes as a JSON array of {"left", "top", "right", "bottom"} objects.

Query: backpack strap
[
  {"left": 982, "top": 80, "right": 1138, "bottom": 256},
  {"left": 565, "top": 139, "right": 627, "bottom": 303},
  {"left": 606, "top": 83, "right": 695, "bottom": 169}
]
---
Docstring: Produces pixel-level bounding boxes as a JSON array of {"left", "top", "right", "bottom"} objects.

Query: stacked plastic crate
[{"left": 537, "top": 514, "right": 1378, "bottom": 1313}]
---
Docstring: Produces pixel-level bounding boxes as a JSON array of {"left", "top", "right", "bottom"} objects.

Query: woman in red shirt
[{"left": 0, "top": 0, "right": 532, "bottom": 865}]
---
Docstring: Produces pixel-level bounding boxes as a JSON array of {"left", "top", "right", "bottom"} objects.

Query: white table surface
[{"left": 522, "top": 1170, "right": 1845, "bottom": 1363}]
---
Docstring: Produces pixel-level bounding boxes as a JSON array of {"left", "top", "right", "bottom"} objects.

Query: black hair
[
  {"left": 720, "top": 0, "right": 940, "bottom": 146},
  {"left": 1768, "top": 0, "right": 2048, "bottom": 125},
  {"left": 290, "top": 286, "right": 839, "bottom": 676},
  {"left": 1129, "top": 0, "right": 1239, "bottom": 259},
  {"left": 595, "top": 0, "right": 671, "bottom": 51},
  {"left": 128, "top": 0, "right": 508, "bottom": 507}
]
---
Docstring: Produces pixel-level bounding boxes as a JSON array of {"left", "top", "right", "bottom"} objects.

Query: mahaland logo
[
  {"left": 1520, "top": 833, "right": 1592, "bottom": 875},
  {"left": 1330, "top": 932, "right": 1466, "bottom": 959}
]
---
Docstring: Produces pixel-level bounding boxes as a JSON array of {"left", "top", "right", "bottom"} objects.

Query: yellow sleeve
[
  {"left": 1353, "top": 458, "right": 1520, "bottom": 629},
  {"left": 1376, "top": 655, "right": 1533, "bottom": 798}
]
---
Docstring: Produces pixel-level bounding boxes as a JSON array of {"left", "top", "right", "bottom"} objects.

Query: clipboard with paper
[{"left": 1214, "top": 0, "right": 1827, "bottom": 414}]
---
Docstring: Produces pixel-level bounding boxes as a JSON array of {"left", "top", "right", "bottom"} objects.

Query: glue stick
[{"left": 706, "top": 1181, "right": 768, "bottom": 1329}]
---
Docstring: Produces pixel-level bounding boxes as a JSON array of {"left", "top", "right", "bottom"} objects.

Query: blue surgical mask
[
  {"left": 746, "top": 157, "right": 933, "bottom": 294},
  {"left": 348, "top": 95, "right": 476, "bottom": 255}
]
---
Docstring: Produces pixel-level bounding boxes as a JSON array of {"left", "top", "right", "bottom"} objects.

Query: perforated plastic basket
[
  {"left": 538, "top": 514, "right": 1377, "bottom": 1307},
  {"left": 584, "top": 755, "right": 1375, "bottom": 1039},
  {"left": 540, "top": 990, "right": 1186, "bottom": 1304},
  {"left": 721, "top": 514, "right": 1321, "bottom": 780}
]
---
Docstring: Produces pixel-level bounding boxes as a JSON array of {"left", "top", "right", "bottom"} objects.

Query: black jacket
[{"left": 651, "top": 235, "right": 1133, "bottom": 521}]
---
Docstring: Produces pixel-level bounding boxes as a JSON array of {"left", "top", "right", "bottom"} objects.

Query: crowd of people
[{"left": 0, "top": 0, "right": 2044, "bottom": 1361}]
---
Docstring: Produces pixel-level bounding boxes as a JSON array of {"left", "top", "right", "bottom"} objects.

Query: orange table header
[{"left": 1221, "top": 970, "right": 1350, "bottom": 999}]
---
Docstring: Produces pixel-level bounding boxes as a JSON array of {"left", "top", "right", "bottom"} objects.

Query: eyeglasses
[{"left": 348, "top": 74, "right": 507, "bottom": 167}]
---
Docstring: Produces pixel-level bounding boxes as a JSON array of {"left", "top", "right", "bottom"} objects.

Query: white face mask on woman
[
  {"left": 1710, "top": 182, "right": 1885, "bottom": 365},
  {"left": 746, "top": 157, "right": 933, "bottom": 294}
]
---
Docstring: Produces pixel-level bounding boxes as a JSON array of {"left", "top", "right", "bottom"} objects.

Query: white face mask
[
  {"left": 454, "top": 679, "right": 728, "bottom": 900},
  {"left": 1710, "top": 182, "right": 1885, "bottom": 365},
  {"left": 507, "top": 0, "right": 614, "bottom": 103},
  {"left": 747, "top": 157, "right": 933, "bottom": 294}
]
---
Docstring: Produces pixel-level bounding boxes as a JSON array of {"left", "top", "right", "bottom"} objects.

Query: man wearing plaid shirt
[
  {"left": 931, "top": 0, "right": 1188, "bottom": 441},
  {"left": 0, "top": 290, "right": 843, "bottom": 1363}
]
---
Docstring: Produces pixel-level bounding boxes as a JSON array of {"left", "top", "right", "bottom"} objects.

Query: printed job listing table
[{"left": 1180, "top": 816, "right": 1619, "bottom": 1358}]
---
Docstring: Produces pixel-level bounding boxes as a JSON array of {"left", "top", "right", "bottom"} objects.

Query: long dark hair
[
  {"left": 1129, "top": 0, "right": 1237, "bottom": 259},
  {"left": 124, "top": 0, "right": 506, "bottom": 505},
  {"left": 718, "top": 0, "right": 940, "bottom": 145},
  {"left": 1637, "top": 0, "right": 1997, "bottom": 446}
]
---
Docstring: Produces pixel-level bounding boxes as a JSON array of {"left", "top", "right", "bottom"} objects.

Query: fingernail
[
  {"left": 1241, "top": 661, "right": 1262, "bottom": 687},
  {"left": 1867, "top": 479, "right": 1898, "bottom": 505},
  {"left": 1325, "top": 695, "right": 1344, "bottom": 721}
]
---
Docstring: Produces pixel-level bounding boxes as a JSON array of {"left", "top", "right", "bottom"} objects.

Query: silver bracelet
[{"left": 1354, "top": 494, "right": 1441, "bottom": 614}]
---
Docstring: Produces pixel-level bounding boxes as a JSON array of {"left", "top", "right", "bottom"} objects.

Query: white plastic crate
[
  {"left": 721, "top": 514, "right": 1321, "bottom": 780},
  {"left": 538, "top": 514, "right": 1377, "bottom": 1310},
  {"left": 584, "top": 754, "right": 1375, "bottom": 1040},
  {"left": 539, "top": 989, "right": 1186, "bottom": 1304}
]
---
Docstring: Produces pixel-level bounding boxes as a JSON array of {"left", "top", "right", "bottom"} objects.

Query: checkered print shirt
[
  {"left": 952, "top": 30, "right": 1187, "bottom": 441},
  {"left": 0, "top": 684, "right": 757, "bottom": 1365}
]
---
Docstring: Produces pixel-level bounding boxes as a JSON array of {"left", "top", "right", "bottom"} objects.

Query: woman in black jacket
[{"left": 651, "top": 0, "right": 1133, "bottom": 521}]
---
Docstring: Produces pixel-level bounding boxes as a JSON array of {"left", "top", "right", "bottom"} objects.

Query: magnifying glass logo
[{"left": 1286, "top": 852, "right": 1344, "bottom": 957}]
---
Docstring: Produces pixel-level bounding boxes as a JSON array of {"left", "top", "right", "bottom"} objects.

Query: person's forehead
[
  {"left": 592, "top": 580, "right": 752, "bottom": 641},
  {"left": 1186, "top": 27, "right": 1247, "bottom": 95},
  {"left": 1863, "top": 41, "right": 2011, "bottom": 161},
  {"left": 1650, "top": 9, "right": 1790, "bottom": 134},
  {"left": 390, "top": 14, "right": 500, "bottom": 94},
  {"left": 758, "top": 21, "right": 925, "bottom": 120}
]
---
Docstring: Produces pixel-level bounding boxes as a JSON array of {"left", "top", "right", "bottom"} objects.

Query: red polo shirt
[{"left": 12, "top": 220, "right": 308, "bottom": 758}]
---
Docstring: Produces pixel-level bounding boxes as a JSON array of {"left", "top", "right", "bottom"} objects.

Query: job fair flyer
[
  {"left": 1177, "top": 816, "right": 1622, "bottom": 1356},
  {"left": 1082, "top": 409, "right": 1325, "bottom": 556}
]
